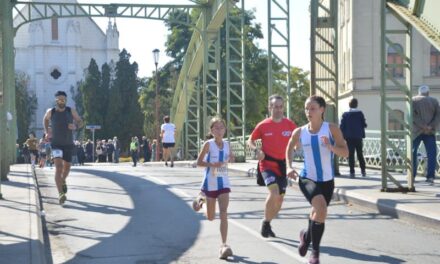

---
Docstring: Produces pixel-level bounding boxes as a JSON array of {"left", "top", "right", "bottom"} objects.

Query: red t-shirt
[{"left": 250, "top": 118, "right": 297, "bottom": 176}]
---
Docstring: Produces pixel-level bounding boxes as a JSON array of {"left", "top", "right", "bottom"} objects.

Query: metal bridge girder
[
  {"left": 13, "top": 2, "right": 198, "bottom": 33},
  {"left": 268, "top": 0, "right": 291, "bottom": 117},
  {"left": 226, "top": 0, "right": 246, "bottom": 159}
]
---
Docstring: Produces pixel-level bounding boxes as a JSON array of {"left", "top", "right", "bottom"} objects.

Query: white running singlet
[
  {"left": 299, "top": 122, "right": 335, "bottom": 182},
  {"left": 201, "top": 139, "right": 231, "bottom": 191}
]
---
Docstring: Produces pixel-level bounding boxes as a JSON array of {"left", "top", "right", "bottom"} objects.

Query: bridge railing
[{"left": 228, "top": 130, "right": 438, "bottom": 176}]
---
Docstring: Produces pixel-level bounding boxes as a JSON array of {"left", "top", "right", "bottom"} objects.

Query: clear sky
[{"left": 79, "top": 0, "right": 310, "bottom": 78}]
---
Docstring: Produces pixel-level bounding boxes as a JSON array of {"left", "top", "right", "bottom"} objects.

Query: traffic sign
[{"left": 85, "top": 125, "right": 101, "bottom": 129}]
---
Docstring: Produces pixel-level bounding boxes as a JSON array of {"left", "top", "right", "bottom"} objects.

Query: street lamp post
[{"left": 153, "top": 48, "right": 160, "bottom": 162}]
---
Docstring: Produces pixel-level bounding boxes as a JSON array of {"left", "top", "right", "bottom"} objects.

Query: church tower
[{"left": 106, "top": 21, "right": 120, "bottom": 63}]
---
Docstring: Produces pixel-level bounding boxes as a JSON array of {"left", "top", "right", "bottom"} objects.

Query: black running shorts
[
  {"left": 262, "top": 170, "right": 287, "bottom": 195},
  {"left": 299, "top": 178, "right": 334, "bottom": 205},
  {"left": 162, "top": 142, "right": 175, "bottom": 149},
  {"left": 51, "top": 144, "right": 74, "bottom": 163}
]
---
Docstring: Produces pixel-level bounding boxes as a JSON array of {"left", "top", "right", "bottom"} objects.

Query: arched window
[
  {"left": 51, "top": 16, "right": 58, "bottom": 40},
  {"left": 388, "top": 109, "right": 404, "bottom": 130},
  {"left": 430, "top": 45, "right": 440, "bottom": 76},
  {"left": 387, "top": 43, "right": 404, "bottom": 78}
]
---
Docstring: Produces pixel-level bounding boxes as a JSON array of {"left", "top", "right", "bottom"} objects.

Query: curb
[
  {"left": 332, "top": 187, "right": 439, "bottom": 230},
  {"left": 29, "top": 168, "right": 47, "bottom": 264}
]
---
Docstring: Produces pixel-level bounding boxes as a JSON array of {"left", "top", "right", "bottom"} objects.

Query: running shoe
[
  {"left": 298, "top": 229, "right": 310, "bottom": 257},
  {"left": 219, "top": 245, "right": 233, "bottom": 259},
  {"left": 192, "top": 192, "right": 206, "bottom": 212},
  {"left": 260, "top": 220, "right": 276, "bottom": 238},
  {"left": 59, "top": 193, "right": 67, "bottom": 205},
  {"left": 165, "top": 162, "right": 168, "bottom": 167},
  {"left": 308, "top": 250, "right": 320, "bottom": 264},
  {"left": 62, "top": 182, "right": 68, "bottom": 193}
]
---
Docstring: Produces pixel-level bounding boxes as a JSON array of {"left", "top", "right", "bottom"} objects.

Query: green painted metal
[
  {"left": 310, "top": 0, "right": 339, "bottom": 173},
  {"left": 205, "top": 31, "right": 221, "bottom": 118},
  {"left": 310, "top": 0, "right": 338, "bottom": 120},
  {"left": 171, "top": 0, "right": 229, "bottom": 152},
  {"left": 184, "top": 75, "right": 201, "bottom": 159},
  {"left": 1, "top": 0, "right": 15, "bottom": 185},
  {"left": 268, "top": 0, "right": 291, "bottom": 118},
  {"left": 387, "top": 1, "right": 440, "bottom": 53},
  {"left": 13, "top": 2, "right": 198, "bottom": 34},
  {"left": 380, "top": 0, "right": 415, "bottom": 192},
  {"left": 226, "top": 0, "right": 246, "bottom": 159}
]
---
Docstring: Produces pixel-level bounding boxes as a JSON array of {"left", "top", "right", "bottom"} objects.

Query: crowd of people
[{"left": 17, "top": 135, "right": 163, "bottom": 167}]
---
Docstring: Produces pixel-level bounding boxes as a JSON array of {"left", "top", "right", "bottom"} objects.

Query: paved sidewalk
[
  {"left": 227, "top": 160, "right": 440, "bottom": 231},
  {"left": 0, "top": 164, "right": 46, "bottom": 264}
]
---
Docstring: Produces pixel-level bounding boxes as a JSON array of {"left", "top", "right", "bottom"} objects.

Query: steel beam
[
  {"left": 268, "top": 0, "right": 291, "bottom": 117},
  {"left": 380, "top": 0, "right": 415, "bottom": 192},
  {"left": 226, "top": 0, "right": 246, "bottom": 160}
]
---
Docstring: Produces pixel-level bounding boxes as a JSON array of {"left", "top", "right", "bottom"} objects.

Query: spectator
[
  {"left": 412, "top": 85, "right": 440, "bottom": 184},
  {"left": 340, "top": 98, "right": 367, "bottom": 178}
]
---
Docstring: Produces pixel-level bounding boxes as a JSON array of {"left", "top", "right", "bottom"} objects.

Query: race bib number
[
  {"left": 212, "top": 165, "right": 228, "bottom": 177},
  {"left": 52, "top": 149, "right": 63, "bottom": 158}
]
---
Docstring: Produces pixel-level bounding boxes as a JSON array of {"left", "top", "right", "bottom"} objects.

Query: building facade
[
  {"left": 14, "top": 0, "right": 119, "bottom": 135},
  {"left": 338, "top": 0, "right": 440, "bottom": 130}
]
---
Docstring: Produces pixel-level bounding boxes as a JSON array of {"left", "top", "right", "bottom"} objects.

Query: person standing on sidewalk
[
  {"left": 248, "top": 94, "right": 297, "bottom": 238},
  {"left": 340, "top": 98, "right": 367, "bottom": 178},
  {"left": 43, "top": 91, "right": 83, "bottom": 205},
  {"left": 161, "top": 115, "right": 176, "bottom": 167},
  {"left": 286, "top": 95, "right": 348, "bottom": 264},
  {"left": 130, "top": 136, "right": 140, "bottom": 167},
  {"left": 412, "top": 85, "right": 440, "bottom": 184},
  {"left": 193, "top": 117, "right": 235, "bottom": 260}
]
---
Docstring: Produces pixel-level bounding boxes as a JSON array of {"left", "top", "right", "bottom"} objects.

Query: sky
[{"left": 78, "top": 0, "right": 311, "bottom": 78}]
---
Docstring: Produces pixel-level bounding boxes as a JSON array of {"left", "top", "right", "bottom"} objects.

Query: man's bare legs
[{"left": 54, "top": 158, "right": 71, "bottom": 204}]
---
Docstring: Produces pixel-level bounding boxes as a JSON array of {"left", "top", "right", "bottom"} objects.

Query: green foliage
[
  {"left": 106, "top": 49, "right": 143, "bottom": 149},
  {"left": 15, "top": 72, "right": 38, "bottom": 144},
  {"left": 80, "top": 59, "right": 104, "bottom": 138},
  {"left": 70, "top": 81, "right": 85, "bottom": 140},
  {"left": 289, "top": 67, "right": 310, "bottom": 127}
]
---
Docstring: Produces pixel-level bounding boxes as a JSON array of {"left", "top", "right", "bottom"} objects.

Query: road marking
[{"left": 145, "top": 174, "right": 306, "bottom": 263}]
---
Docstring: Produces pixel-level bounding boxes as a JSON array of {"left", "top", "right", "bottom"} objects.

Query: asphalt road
[{"left": 36, "top": 163, "right": 440, "bottom": 264}]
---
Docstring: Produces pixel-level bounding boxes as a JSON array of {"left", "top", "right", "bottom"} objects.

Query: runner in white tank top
[
  {"left": 201, "top": 139, "right": 231, "bottom": 191},
  {"left": 285, "top": 96, "right": 348, "bottom": 264},
  {"left": 299, "top": 122, "right": 334, "bottom": 182},
  {"left": 194, "top": 117, "right": 235, "bottom": 260}
]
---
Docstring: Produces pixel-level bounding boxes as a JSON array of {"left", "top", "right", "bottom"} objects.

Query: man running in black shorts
[
  {"left": 43, "top": 91, "right": 83, "bottom": 205},
  {"left": 248, "top": 95, "right": 297, "bottom": 238}
]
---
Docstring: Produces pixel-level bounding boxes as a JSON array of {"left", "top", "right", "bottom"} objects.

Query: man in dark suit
[{"left": 340, "top": 98, "right": 367, "bottom": 178}]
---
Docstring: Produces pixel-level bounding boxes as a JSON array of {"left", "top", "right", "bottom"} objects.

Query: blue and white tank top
[
  {"left": 201, "top": 139, "right": 231, "bottom": 191},
  {"left": 299, "top": 122, "right": 334, "bottom": 182}
]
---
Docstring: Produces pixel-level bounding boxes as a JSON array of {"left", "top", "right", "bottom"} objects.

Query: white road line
[{"left": 146, "top": 174, "right": 306, "bottom": 263}]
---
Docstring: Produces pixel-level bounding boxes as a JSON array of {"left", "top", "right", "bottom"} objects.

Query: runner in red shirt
[{"left": 248, "top": 94, "right": 297, "bottom": 238}]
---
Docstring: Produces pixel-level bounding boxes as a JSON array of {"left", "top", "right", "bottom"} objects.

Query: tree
[
  {"left": 70, "top": 81, "right": 85, "bottom": 140},
  {"left": 99, "top": 62, "right": 112, "bottom": 139},
  {"left": 289, "top": 67, "right": 310, "bottom": 127},
  {"left": 80, "top": 59, "right": 105, "bottom": 139},
  {"left": 15, "top": 72, "right": 38, "bottom": 144},
  {"left": 106, "top": 49, "right": 143, "bottom": 149}
]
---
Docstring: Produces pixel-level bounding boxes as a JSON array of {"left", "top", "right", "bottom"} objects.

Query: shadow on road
[{"left": 41, "top": 168, "right": 201, "bottom": 264}]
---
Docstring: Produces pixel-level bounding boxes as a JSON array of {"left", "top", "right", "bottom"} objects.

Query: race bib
[
  {"left": 212, "top": 164, "right": 228, "bottom": 177},
  {"left": 52, "top": 149, "right": 63, "bottom": 158}
]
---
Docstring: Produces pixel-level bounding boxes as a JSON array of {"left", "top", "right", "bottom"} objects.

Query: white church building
[{"left": 14, "top": 0, "right": 119, "bottom": 135}]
